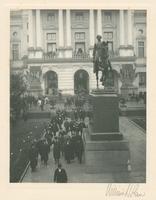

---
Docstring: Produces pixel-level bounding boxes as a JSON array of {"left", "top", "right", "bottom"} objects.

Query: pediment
[{"left": 103, "top": 23, "right": 116, "bottom": 29}]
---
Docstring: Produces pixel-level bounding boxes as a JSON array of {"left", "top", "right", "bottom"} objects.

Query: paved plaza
[{"left": 22, "top": 116, "right": 146, "bottom": 183}]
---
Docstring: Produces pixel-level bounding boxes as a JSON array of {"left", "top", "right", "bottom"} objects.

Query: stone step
[
  {"left": 85, "top": 149, "right": 129, "bottom": 173},
  {"left": 85, "top": 140, "right": 129, "bottom": 151},
  {"left": 90, "top": 132, "right": 123, "bottom": 141}
]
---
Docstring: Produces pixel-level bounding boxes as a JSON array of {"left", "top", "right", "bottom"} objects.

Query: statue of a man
[
  {"left": 93, "top": 35, "right": 113, "bottom": 88},
  {"left": 93, "top": 35, "right": 103, "bottom": 73}
]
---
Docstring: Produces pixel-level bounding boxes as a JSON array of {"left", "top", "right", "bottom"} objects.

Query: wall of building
[{"left": 10, "top": 9, "right": 147, "bottom": 96}]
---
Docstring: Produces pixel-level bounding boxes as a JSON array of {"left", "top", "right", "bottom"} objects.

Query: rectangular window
[
  {"left": 47, "top": 13, "right": 55, "bottom": 22},
  {"left": 104, "top": 11, "right": 112, "bottom": 21},
  {"left": 75, "top": 42, "right": 85, "bottom": 53},
  {"left": 103, "top": 32, "right": 113, "bottom": 40},
  {"left": 103, "top": 32, "right": 114, "bottom": 52},
  {"left": 12, "top": 44, "right": 19, "bottom": 60},
  {"left": 138, "top": 41, "right": 145, "bottom": 57},
  {"left": 46, "top": 33, "right": 56, "bottom": 41},
  {"left": 139, "top": 72, "right": 146, "bottom": 86},
  {"left": 47, "top": 43, "right": 56, "bottom": 52},
  {"left": 75, "top": 12, "right": 84, "bottom": 21},
  {"left": 75, "top": 32, "right": 85, "bottom": 40}
]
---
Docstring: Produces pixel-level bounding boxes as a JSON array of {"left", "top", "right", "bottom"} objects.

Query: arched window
[
  {"left": 74, "top": 69, "right": 89, "bottom": 94},
  {"left": 44, "top": 71, "right": 58, "bottom": 95}
]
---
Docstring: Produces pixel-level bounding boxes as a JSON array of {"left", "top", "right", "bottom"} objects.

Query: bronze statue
[{"left": 93, "top": 35, "right": 113, "bottom": 88}]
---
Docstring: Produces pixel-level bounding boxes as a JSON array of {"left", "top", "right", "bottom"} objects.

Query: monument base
[
  {"left": 88, "top": 124, "right": 123, "bottom": 140},
  {"left": 90, "top": 132, "right": 123, "bottom": 141},
  {"left": 90, "top": 90, "right": 119, "bottom": 133},
  {"left": 84, "top": 90, "right": 130, "bottom": 173},
  {"left": 84, "top": 129, "right": 130, "bottom": 173}
]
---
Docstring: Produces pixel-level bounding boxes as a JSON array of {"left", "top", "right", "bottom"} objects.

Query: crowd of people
[
  {"left": 28, "top": 107, "right": 87, "bottom": 182},
  {"left": 24, "top": 91, "right": 146, "bottom": 182}
]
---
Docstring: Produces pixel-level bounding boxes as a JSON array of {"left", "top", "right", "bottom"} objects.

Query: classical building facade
[{"left": 10, "top": 9, "right": 146, "bottom": 97}]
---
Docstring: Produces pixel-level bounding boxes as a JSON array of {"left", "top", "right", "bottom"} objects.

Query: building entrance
[
  {"left": 74, "top": 69, "right": 89, "bottom": 94},
  {"left": 44, "top": 71, "right": 58, "bottom": 95}
]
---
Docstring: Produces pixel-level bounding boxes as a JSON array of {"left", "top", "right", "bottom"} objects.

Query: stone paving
[{"left": 22, "top": 116, "right": 146, "bottom": 183}]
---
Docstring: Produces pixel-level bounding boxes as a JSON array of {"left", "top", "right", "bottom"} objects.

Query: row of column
[
  {"left": 28, "top": 9, "right": 72, "bottom": 49},
  {"left": 28, "top": 9, "right": 133, "bottom": 50},
  {"left": 93, "top": 10, "right": 133, "bottom": 46},
  {"left": 119, "top": 10, "right": 133, "bottom": 46}
]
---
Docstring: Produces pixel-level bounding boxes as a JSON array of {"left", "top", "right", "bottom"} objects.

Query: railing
[
  {"left": 42, "top": 50, "right": 91, "bottom": 61},
  {"left": 108, "top": 50, "right": 119, "bottom": 58},
  {"left": 43, "top": 51, "right": 59, "bottom": 60},
  {"left": 10, "top": 59, "right": 24, "bottom": 68},
  {"left": 27, "top": 49, "right": 119, "bottom": 62},
  {"left": 72, "top": 51, "right": 90, "bottom": 60}
]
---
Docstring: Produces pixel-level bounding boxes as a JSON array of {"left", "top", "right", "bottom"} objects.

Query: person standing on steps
[{"left": 53, "top": 163, "right": 68, "bottom": 183}]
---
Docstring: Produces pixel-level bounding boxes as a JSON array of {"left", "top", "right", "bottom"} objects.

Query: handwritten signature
[{"left": 105, "top": 184, "right": 145, "bottom": 198}]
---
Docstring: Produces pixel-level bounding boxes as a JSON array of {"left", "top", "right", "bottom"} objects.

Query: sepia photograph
[{"left": 10, "top": 8, "right": 146, "bottom": 183}]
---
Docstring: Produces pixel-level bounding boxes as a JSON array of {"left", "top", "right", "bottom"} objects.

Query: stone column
[
  {"left": 97, "top": 10, "right": 102, "bottom": 36},
  {"left": 119, "top": 10, "right": 125, "bottom": 46},
  {"left": 28, "top": 10, "right": 33, "bottom": 48},
  {"left": 119, "top": 10, "right": 134, "bottom": 57},
  {"left": 65, "top": 9, "right": 72, "bottom": 58},
  {"left": 36, "top": 9, "right": 41, "bottom": 48},
  {"left": 127, "top": 10, "right": 133, "bottom": 46},
  {"left": 58, "top": 9, "right": 64, "bottom": 57},
  {"left": 66, "top": 9, "right": 71, "bottom": 47},
  {"left": 28, "top": 10, "right": 35, "bottom": 59},
  {"left": 119, "top": 10, "right": 129, "bottom": 56},
  {"left": 35, "top": 10, "right": 42, "bottom": 58},
  {"left": 89, "top": 9, "right": 95, "bottom": 57},
  {"left": 90, "top": 10, "right": 95, "bottom": 46},
  {"left": 58, "top": 9, "right": 64, "bottom": 47}
]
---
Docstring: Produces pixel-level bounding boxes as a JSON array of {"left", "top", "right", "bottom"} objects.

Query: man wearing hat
[{"left": 54, "top": 163, "right": 68, "bottom": 183}]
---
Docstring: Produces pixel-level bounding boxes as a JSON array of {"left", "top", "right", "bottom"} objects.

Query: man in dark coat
[
  {"left": 36, "top": 139, "right": 44, "bottom": 162},
  {"left": 78, "top": 120, "right": 86, "bottom": 136},
  {"left": 51, "top": 121, "right": 58, "bottom": 136},
  {"left": 64, "top": 118, "right": 70, "bottom": 133},
  {"left": 70, "top": 133, "right": 77, "bottom": 159},
  {"left": 53, "top": 137, "right": 61, "bottom": 164},
  {"left": 42, "top": 140, "right": 50, "bottom": 165},
  {"left": 75, "top": 135, "right": 84, "bottom": 164},
  {"left": 54, "top": 163, "right": 68, "bottom": 183},
  {"left": 64, "top": 138, "right": 72, "bottom": 164},
  {"left": 59, "top": 133, "right": 65, "bottom": 157},
  {"left": 29, "top": 143, "right": 38, "bottom": 172}
]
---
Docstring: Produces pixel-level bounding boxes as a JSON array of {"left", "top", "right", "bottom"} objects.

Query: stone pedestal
[
  {"left": 91, "top": 92, "right": 119, "bottom": 133},
  {"left": 85, "top": 135, "right": 130, "bottom": 173},
  {"left": 85, "top": 90, "right": 130, "bottom": 173}
]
